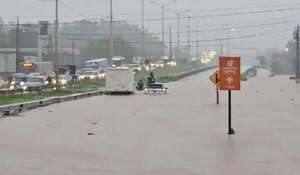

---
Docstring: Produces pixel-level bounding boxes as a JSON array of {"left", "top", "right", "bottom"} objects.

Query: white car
[
  {"left": 20, "top": 76, "right": 45, "bottom": 91},
  {"left": 79, "top": 70, "right": 105, "bottom": 80}
]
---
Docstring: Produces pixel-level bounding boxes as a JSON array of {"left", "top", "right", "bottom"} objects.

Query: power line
[{"left": 59, "top": 0, "right": 89, "bottom": 18}]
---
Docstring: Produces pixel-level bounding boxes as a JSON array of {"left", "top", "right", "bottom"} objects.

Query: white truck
[{"left": 105, "top": 67, "right": 134, "bottom": 94}]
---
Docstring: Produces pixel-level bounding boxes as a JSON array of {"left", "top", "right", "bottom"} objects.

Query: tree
[{"left": 81, "top": 36, "right": 138, "bottom": 62}]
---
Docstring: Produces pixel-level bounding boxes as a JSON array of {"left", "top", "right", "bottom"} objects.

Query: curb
[
  {"left": 159, "top": 65, "right": 217, "bottom": 83},
  {"left": 0, "top": 90, "right": 103, "bottom": 116}
]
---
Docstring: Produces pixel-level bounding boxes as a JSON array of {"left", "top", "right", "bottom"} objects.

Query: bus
[{"left": 83, "top": 58, "right": 108, "bottom": 72}]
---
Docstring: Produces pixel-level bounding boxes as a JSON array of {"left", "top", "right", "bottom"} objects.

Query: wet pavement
[{"left": 0, "top": 70, "right": 300, "bottom": 175}]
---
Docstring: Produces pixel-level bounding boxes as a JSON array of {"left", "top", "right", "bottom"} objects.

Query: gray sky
[{"left": 1, "top": 0, "right": 300, "bottom": 61}]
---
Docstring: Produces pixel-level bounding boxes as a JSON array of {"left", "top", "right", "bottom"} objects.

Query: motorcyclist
[
  {"left": 136, "top": 80, "right": 144, "bottom": 91},
  {"left": 147, "top": 72, "right": 156, "bottom": 86}
]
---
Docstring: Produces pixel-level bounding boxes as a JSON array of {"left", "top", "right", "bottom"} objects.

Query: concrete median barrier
[
  {"left": 0, "top": 90, "right": 104, "bottom": 116},
  {"left": 159, "top": 66, "right": 217, "bottom": 83}
]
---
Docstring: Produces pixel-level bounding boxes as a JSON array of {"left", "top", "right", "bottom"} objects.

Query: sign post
[
  {"left": 209, "top": 71, "right": 220, "bottom": 104},
  {"left": 219, "top": 57, "right": 241, "bottom": 135}
]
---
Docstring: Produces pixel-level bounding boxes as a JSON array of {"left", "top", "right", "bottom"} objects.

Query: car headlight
[
  {"left": 44, "top": 81, "right": 49, "bottom": 85},
  {"left": 79, "top": 75, "right": 84, "bottom": 80},
  {"left": 90, "top": 75, "right": 95, "bottom": 79},
  {"left": 22, "top": 86, "right": 28, "bottom": 90},
  {"left": 9, "top": 85, "right": 15, "bottom": 90},
  {"left": 146, "top": 66, "right": 150, "bottom": 71},
  {"left": 98, "top": 74, "right": 103, "bottom": 79},
  {"left": 60, "top": 79, "right": 67, "bottom": 85}
]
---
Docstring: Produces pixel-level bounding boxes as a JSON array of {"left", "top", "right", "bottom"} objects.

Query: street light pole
[
  {"left": 54, "top": 0, "right": 59, "bottom": 88},
  {"left": 16, "top": 16, "right": 20, "bottom": 73},
  {"left": 141, "top": 0, "right": 145, "bottom": 57},
  {"left": 219, "top": 23, "right": 232, "bottom": 56},
  {"left": 55, "top": 0, "right": 58, "bottom": 67},
  {"left": 162, "top": 5, "right": 165, "bottom": 56},
  {"left": 109, "top": 0, "right": 114, "bottom": 66},
  {"left": 196, "top": 20, "right": 199, "bottom": 60},
  {"left": 227, "top": 28, "right": 235, "bottom": 55},
  {"left": 187, "top": 16, "right": 191, "bottom": 59},
  {"left": 296, "top": 25, "right": 300, "bottom": 80},
  {"left": 169, "top": 25, "right": 173, "bottom": 60},
  {"left": 176, "top": 13, "right": 180, "bottom": 51},
  {"left": 167, "top": 9, "right": 190, "bottom": 59},
  {"left": 148, "top": 0, "right": 176, "bottom": 57},
  {"left": 71, "top": 42, "right": 75, "bottom": 65}
]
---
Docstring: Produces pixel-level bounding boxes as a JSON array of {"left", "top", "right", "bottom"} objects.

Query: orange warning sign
[{"left": 219, "top": 57, "right": 241, "bottom": 91}]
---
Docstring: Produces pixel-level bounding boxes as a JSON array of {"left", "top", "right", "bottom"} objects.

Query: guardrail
[{"left": 0, "top": 90, "right": 103, "bottom": 116}]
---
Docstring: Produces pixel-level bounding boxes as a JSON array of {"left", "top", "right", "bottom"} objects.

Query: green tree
[{"left": 81, "top": 36, "right": 138, "bottom": 62}]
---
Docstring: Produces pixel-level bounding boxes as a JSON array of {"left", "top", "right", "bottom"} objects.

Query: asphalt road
[{"left": 0, "top": 70, "right": 300, "bottom": 175}]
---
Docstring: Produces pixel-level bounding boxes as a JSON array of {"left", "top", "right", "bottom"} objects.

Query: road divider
[
  {"left": 159, "top": 66, "right": 217, "bottom": 83},
  {"left": 0, "top": 90, "right": 103, "bottom": 116}
]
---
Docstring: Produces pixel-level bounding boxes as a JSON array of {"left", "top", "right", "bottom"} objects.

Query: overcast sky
[{"left": 1, "top": 0, "right": 300, "bottom": 61}]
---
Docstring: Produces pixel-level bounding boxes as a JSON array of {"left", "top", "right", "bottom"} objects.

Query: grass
[
  {"left": 0, "top": 80, "right": 105, "bottom": 105},
  {"left": 0, "top": 63, "right": 201, "bottom": 106},
  {"left": 135, "top": 63, "right": 201, "bottom": 81}
]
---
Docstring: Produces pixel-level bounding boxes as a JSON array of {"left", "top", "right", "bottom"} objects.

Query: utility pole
[
  {"left": 162, "top": 5, "right": 165, "bottom": 56},
  {"left": 48, "top": 34, "right": 53, "bottom": 62},
  {"left": 196, "top": 20, "right": 199, "bottom": 60},
  {"left": 16, "top": 16, "right": 20, "bottom": 73},
  {"left": 141, "top": 0, "right": 144, "bottom": 57},
  {"left": 176, "top": 13, "right": 180, "bottom": 59},
  {"left": 187, "top": 16, "right": 191, "bottom": 59},
  {"left": 220, "top": 40, "right": 224, "bottom": 56},
  {"left": 148, "top": 0, "right": 176, "bottom": 57},
  {"left": 54, "top": 0, "right": 59, "bottom": 87},
  {"left": 296, "top": 25, "right": 300, "bottom": 80},
  {"left": 169, "top": 26, "right": 173, "bottom": 60},
  {"left": 71, "top": 42, "right": 74, "bottom": 65},
  {"left": 109, "top": 0, "right": 114, "bottom": 66}
]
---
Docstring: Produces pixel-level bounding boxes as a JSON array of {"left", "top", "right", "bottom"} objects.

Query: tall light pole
[
  {"left": 176, "top": 13, "right": 180, "bottom": 51},
  {"left": 219, "top": 23, "right": 232, "bottom": 56},
  {"left": 148, "top": 0, "right": 176, "bottom": 56},
  {"left": 109, "top": 0, "right": 114, "bottom": 66},
  {"left": 141, "top": 0, "right": 145, "bottom": 57},
  {"left": 54, "top": 0, "right": 58, "bottom": 68},
  {"left": 168, "top": 9, "right": 190, "bottom": 59},
  {"left": 227, "top": 28, "right": 235, "bottom": 55},
  {"left": 196, "top": 20, "right": 199, "bottom": 60},
  {"left": 169, "top": 25, "right": 173, "bottom": 60},
  {"left": 187, "top": 16, "right": 191, "bottom": 59},
  {"left": 294, "top": 25, "right": 300, "bottom": 80},
  {"left": 16, "top": 16, "right": 20, "bottom": 73}
]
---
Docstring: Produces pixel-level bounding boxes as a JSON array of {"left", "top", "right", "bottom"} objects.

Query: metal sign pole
[
  {"left": 228, "top": 90, "right": 235, "bottom": 135},
  {"left": 216, "top": 87, "right": 219, "bottom": 104},
  {"left": 216, "top": 74, "right": 219, "bottom": 104}
]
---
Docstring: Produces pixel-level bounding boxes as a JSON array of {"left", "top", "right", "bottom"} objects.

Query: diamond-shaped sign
[{"left": 209, "top": 71, "right": 220, "bottom": 87}]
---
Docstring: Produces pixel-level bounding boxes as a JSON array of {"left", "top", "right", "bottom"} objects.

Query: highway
[{"left": 0, "top": 70, "right": 300, "bottom": 175}]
